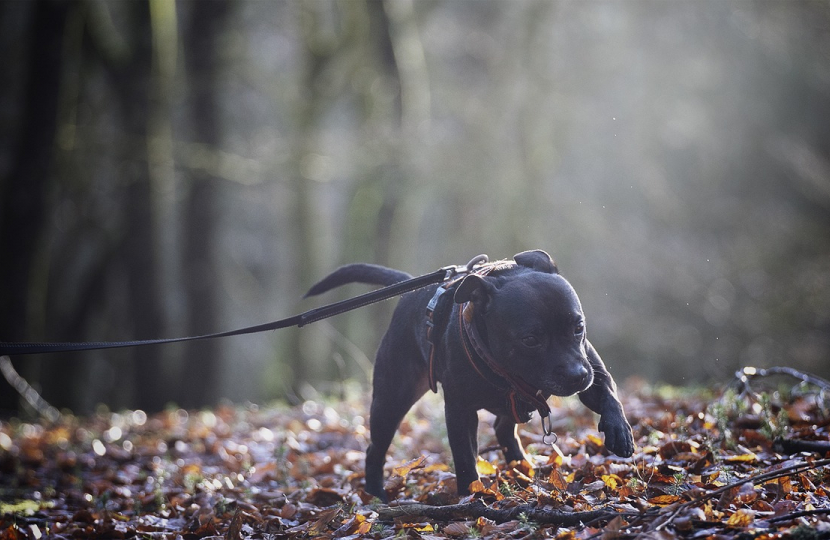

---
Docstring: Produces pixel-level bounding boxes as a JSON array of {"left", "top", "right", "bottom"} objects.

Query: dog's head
[{"left": 453, "top": 250, "right": 594, "bottom": 397}]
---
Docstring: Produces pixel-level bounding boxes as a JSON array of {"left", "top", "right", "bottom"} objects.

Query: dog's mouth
[{"left": 539, "top": 361, "right": 594, "bottom": 397}]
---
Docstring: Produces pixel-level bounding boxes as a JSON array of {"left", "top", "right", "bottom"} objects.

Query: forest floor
[{"left": 1, "top": 370, "right": 830, "bottom": 539}]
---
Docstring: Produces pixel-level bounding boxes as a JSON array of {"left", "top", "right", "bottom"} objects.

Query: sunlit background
[{"left": 1, "top": 1, "right": 829, "bottom": 414}]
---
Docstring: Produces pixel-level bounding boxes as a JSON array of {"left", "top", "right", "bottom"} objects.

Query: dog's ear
[
  {"left": 514, "top": 249, "right": 558, "bottom": 274},
  {"left": 453, "top": 274, "right": 496, "bottom": 306}
]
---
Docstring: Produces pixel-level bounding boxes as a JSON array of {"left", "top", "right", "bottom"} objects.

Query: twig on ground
[
  {"left": 688, "top": 457, "right": 830, "bottom": 507},
  {"left": 766, "top": 508, "right": 830, "bottom": 524},
  {"left": 647, "top": 457, "right": 830, "bottom": 533},
  {"left": 732, "top": 366, "right": 830, "bottom": 396},
  {"left": 0, "top": 355, "right": 60, "bottom": 422},
  {"left": 377, "top": 499, "right": 629, "bottom": 525},
  {"left": 775, "top": 438, "right": 830, "bottom": 455}
]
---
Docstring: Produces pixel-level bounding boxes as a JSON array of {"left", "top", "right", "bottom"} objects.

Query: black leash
[{"left": 0, "top": 259, "right": 485, "bottom": 357}]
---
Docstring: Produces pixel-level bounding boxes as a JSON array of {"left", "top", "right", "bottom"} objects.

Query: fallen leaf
[
  {"left": 778, "top": 476, "right": 793, "bottom": 494},
  {"left": 735, "top": 483, "right": 759, "bottom": 504},
  {"left": 549, "top": 468, "right": 568, "bottom": 490},
  {"left": 399, "top": 521, "right": 435, "bottom": 532},
  {"left": 279, "top": 502, "right": 297, "bottom": 519},
  {"left": 602, "top": 474, "right": 623, "bottom": 490},
  {"left": 392, "top": 455, "right": 427, "bottom": 477},
  {"left": 556, "top": 528, "right": 577, "bottom": 540},
  {"left": 586, "top": 433, "right": 604, "bottom": 447},
  {"left": 582, "top": 480, "right": 606, "bottom": 493},
  {"left": 476, "top": 456, "right": 497, "bottom": 475},
  {"left": 726, "top": 508, "right": 755, "bottom": 528},
  {"left": 225, "top": 509, "right": 243, "bottom": 540},
  {"left": 469, "top": 479, "right": 486, "bottom": 493},
  {"left": 617, "top": 485, "right": 635, "bottom": 499},
  {"left": 443, "top": 521, "right": 471, "bottom": 536},
  {"left": 474, "top": 516, "right": 498, "bottom": 535},
  {"left": 509, "top": 458, "right": 535, "bottom": 478},
  {"left": 308, "top": 507, "right": 340, "bottom": 534},
  {"left": 724, "top": 453, "right": 757, "bottom": 464},
  {"left": 333, "top": 513, "right": 366, "bottom": 536},
  {"left": 602, "top": 515, "right": 625, "bottom": 540},
  {"left": 383, "top": 474, "right": 405, "bottom": 495},
  {"left": 468, "top": 479, "right": 503, "bottom": 499},
  {"left": 647, "top": 494, "right": 683, "bottom": 506}
]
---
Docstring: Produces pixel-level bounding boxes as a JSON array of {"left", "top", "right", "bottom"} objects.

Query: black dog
[{"left": 306, "top": 250, "right": 634, "bottom": 499}]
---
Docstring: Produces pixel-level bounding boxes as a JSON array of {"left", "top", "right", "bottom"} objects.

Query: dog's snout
[
  {"left": 560, "top": 359, "right": 593, "bottom": 394},
  {"left": 544, "top": 358, "right": 593, "bottom": 397},
  {"left": 573, "top": 361, "right": 590, "bottom": 383}
]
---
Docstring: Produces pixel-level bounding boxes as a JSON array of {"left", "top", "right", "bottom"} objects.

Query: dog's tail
[{"left": 304, "top": 264, "right": 413, "bottom": 298}]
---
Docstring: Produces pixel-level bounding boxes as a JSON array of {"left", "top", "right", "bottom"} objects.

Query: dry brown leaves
[{"left": 1, "top": 379, "right": 829, "bottom": 539}]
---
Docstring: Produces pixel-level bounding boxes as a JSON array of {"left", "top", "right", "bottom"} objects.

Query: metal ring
[
  {"left": 543, "top": 431, "right": 558, "bottom": 446},
  {"left": 466, "top": 254, "right": 489, "bottom": 272}
]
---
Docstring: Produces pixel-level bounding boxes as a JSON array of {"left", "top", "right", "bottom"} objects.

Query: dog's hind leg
[{"left": 364, "top": 347, "right": 430, "bottom": 500}]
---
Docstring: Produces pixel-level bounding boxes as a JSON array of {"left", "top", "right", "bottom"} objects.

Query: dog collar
[
  {"left": 424, "top": 260, "right": 507, "bottom": 393},
  {"left": 458, "top": 302, "right": 552, "bottom": 425}
]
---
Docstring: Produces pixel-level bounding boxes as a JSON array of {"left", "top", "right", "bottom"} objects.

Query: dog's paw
[{"left": 598, "top": 414, "right": 635, "bottom": 457}]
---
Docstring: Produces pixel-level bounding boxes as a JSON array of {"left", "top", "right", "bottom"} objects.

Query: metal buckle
[
  {"left": 439, "top": 265, "right": 462, "bottom": 282},
  {"left": 426, "top": 285, "right": 447, "bottom": 313}
]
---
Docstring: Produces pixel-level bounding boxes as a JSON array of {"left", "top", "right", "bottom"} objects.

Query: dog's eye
[
  {"left": 574, "top": 323, "right": 585, "bottom": 336},
  {"left": 521, "top": 336, "right": 540, "bottom": 348}
]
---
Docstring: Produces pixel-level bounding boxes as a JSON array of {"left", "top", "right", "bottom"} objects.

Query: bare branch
[{"left": 377, "top": 499, "right": 628, "bottom": 525}]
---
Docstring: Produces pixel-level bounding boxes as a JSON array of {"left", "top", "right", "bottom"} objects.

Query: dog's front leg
[
  {"left": 578, "top": 340, "right": 634, "bottom": 457},
  {"left": 444, "top": 400, "right": 480, "bottom": 495}
]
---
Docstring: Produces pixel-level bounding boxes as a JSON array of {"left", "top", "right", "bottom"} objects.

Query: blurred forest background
[{"left": 1, "top": 0, "right": 829, "bottom": 416}]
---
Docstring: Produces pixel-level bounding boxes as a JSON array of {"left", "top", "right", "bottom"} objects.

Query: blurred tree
[
  {"left": 35, "top": 0, "right": 169, "bottom": 412},
  {"left": 281, "top": 1, "right": 385, "bottom": 399},
  {"left": 106, "top": 1, "right": 166, "bottom": 412},
  {"left": 180, "top": 0, "right": 231, "bottom": 409},
  {"left": 0, "top": 0, "right": 72, "bottom": 413}
]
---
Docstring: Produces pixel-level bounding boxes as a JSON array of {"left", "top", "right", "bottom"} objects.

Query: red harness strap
[
  {"left": 425, "top": 263, "right": 500, "bottom": 393},
  {"left": 458, "top": 302, "right": 552, "bottom": 424}
]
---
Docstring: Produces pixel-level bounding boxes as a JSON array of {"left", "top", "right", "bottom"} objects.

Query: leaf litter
[{"left": 1, "top": 371, "right": 829, "bottom": 539}]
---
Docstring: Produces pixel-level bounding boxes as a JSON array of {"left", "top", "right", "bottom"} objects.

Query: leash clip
[
  {"left": 439, "top": 264, "right": 462, "bottom": 282},
  {"left": 541, "top": 410, "right": 557, "bottom": 446},
  {"left": 438, "top": 254, "right": 489, "bottom": 282}
]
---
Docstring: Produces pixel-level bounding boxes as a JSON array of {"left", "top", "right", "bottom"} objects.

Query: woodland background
[{"left": 1, "top": 0, "right": 830, "bottom": 415}]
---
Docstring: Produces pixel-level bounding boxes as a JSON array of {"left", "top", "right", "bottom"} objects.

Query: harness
[{"left": 425, "top": 260, "right": 554, "bottom": 432}]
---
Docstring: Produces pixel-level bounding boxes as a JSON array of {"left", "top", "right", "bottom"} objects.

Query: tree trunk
[
  {"left": 0, "top": 0, "right": 71, "bottom": 414},
  {"left": 180, "top": 0, "right": 230, "bottom": 409},
  {"left": 107, "top": 2, "right": 166, "bottom": 412}
]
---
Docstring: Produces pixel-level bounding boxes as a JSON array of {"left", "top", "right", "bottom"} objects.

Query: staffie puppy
[{"left": 306, "top": 249, "right": 634, "bottom": 499}]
